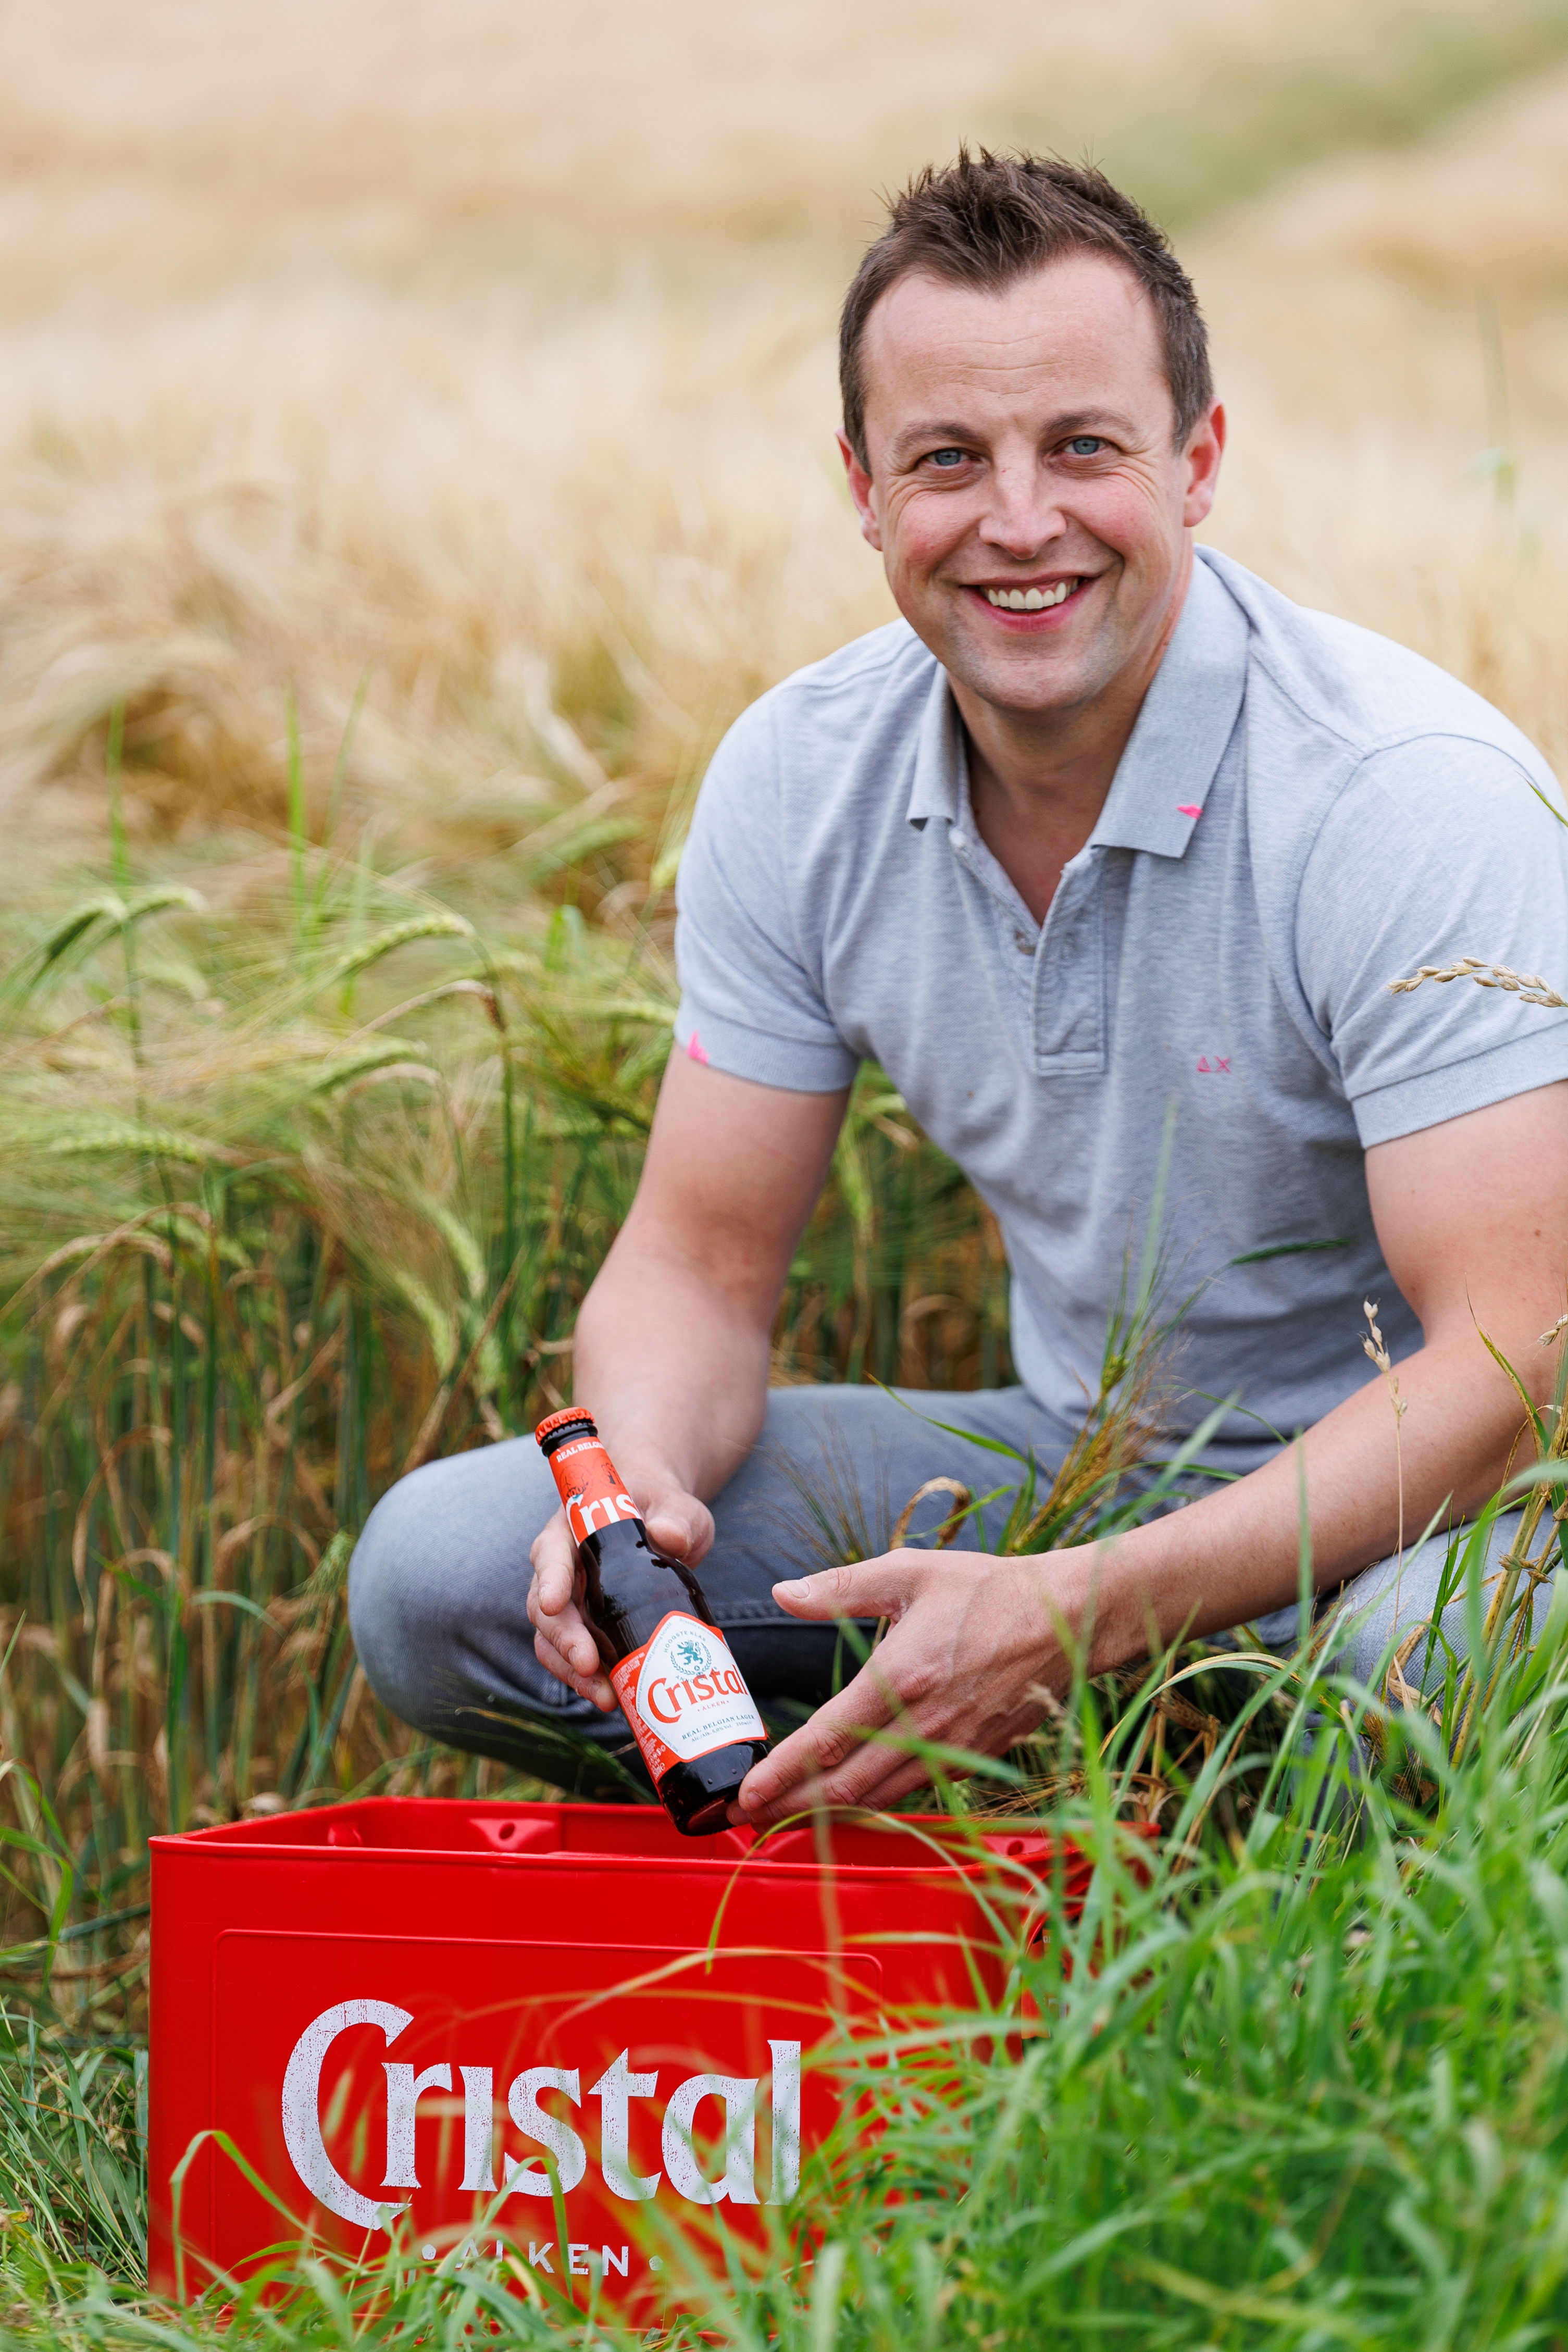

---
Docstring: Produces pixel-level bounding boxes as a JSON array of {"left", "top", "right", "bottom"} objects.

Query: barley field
[{"left": 6, "top": 2, "right": 1568, "bottom": 2339}]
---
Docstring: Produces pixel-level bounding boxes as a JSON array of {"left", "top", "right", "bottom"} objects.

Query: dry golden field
[{"left": 6, "top": 0, "right": 1568, "bottom": 879}]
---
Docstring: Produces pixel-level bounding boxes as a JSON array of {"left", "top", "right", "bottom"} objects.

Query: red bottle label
[
  {"left": 543, "top": 1432, "right": 641, "bottom": 1548},
  {"left": 609, "top": 1612, "right": 766, "bottom": 1785}
]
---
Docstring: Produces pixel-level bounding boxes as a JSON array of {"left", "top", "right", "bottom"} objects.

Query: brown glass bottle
[{"left": 534, "top": 1407, "right": 769, "bottom": 1836}]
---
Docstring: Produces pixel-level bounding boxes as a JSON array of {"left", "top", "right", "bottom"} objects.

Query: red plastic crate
[{"left": 148, "top": 1797, "right": 1092, "bottom": 2318}]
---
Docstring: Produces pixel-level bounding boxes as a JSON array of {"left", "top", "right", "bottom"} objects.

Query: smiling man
[{"left": 350, "top": 152, "right": 1568, "bottom": 1824}]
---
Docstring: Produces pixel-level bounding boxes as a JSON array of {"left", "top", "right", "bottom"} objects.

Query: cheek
[
  {"left": 884, "top": 489, "right": 972, "bottom": 575},
  {"left": 1076, "top": 471, "right": 1181, "bottom": 559}
]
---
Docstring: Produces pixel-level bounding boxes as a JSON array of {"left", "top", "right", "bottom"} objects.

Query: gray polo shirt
[{"left": 673, "top": 549, "right": 1568, "bottom": 1441}]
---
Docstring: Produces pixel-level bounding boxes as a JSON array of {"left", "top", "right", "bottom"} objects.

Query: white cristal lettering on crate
[
  {"left": 281, "top": 1999, "right": 414, "bottom": 2231},
  {"left": 279, "top": 2002, "right": 803, "bottom": 2228}
]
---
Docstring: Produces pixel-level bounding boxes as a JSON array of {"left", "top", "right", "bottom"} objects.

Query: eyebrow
[{"left": 886, "top": 409, "right": 1140, "bottom": 463}]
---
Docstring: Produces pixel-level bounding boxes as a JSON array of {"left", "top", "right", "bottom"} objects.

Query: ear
[
  {"left": 837, "top": 429, "right": 883, "bottom": 552},
  {"left": 1180, "top": 400, "right": 1226, "bottom": 530}
]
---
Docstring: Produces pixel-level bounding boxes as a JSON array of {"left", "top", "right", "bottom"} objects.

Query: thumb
[
  {"left": 642, "top": 1489, "right": 714, "bottom": 1565},
  {"left": 773, "top": 1557, "right": 922, "bottom": 1620}
]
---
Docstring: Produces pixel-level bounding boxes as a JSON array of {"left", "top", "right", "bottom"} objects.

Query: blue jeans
[{"left": 346, "top": 1383, "right": 1530, "bottom": 1793}]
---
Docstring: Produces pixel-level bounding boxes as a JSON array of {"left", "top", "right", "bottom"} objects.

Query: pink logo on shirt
[
  {"left": 1177, "top": 804, "right": 1202, "bottom": 819},
  {"left": 686, "top": 1031, "right": 710, "bottom": 1065}
]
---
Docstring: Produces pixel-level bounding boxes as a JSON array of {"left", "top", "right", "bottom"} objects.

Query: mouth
[{"left": 962, "top": 576, "right": 1090, "bottom": 628}]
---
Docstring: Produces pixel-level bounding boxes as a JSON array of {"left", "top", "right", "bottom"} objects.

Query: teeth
[{"left": 985, "top": 579, "right": 1076, "bottom": 611}]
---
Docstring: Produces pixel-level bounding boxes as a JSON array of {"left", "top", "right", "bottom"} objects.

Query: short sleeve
[
  {"left": 672, "top": 697, "right": 861, "bottom": 1093},
  {"left": 1297, "top": 734, "right": 1568, "bottom": 1145}
]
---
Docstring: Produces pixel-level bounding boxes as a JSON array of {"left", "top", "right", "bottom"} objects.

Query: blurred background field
[{"left": 5, "top": 0, "right": 1568, "bottom": 2286}]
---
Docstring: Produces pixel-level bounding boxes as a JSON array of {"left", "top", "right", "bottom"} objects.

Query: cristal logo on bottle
[
  {"left": 611, "top": 1613, "right": 765, "bottom": 1779},
  {"left": 638, "top": 1627, "right": 751, "bottom": 1727},
  {"left": 562, "top": 1483, "right": 639, "bottom": 1546},
  {"left": 547, "top": 1435, "right": 641, "bottom": 1547}
]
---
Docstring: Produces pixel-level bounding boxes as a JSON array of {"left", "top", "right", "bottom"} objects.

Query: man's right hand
[
  {"left": 525, "top": 1052, "right": 847, "bottom": 1713},
  {"left": 526, "top": 1481, "right": 716, "bottom": 1712}
]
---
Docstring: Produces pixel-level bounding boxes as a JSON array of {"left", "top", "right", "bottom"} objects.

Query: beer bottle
[{"left": 534, "top": 1407, "right": 769, "bottom": 1836}]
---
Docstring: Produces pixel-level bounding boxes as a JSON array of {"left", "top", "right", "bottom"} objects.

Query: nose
[{"left": 977, "top": 455, "right": 1066, "bottom": 562}]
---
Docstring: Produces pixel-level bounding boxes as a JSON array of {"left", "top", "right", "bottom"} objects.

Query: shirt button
[{"left": 1014, "top": 932, "right": 1036, "bottom": 954}]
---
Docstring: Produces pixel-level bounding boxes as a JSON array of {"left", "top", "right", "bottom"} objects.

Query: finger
[
  {"left": 532, "top": 1627, "right": 616, "bottom": 1712},
  {"left": 528, "top": 1513, "right": 580, "bottom": 1616},
  {"left": 527, "top": 1520, "right": 604, "bottom": 1671},
  {"left": 544, "top": 1618, "right": 606, "bottom": 1686},
  {"left": 783, "top": 1751, "right": 936, "bottom": 1822},
  {"left": 527, "top": 1586, "right": 609, "bottom": 1694},
  {"left": 839, "top": 1751, "right": 939, "bottom": 1813},
  {"left": 738, "top": 1727, "right": 935, "bottom": 1830},
  {"left": 641, "top": 1491, "right": 715, "bottom": 1566},
  {"left": 771, "top": 1552, "right": 926, "bottom": 1623},
  {"left": 526, "top": 1569, "right": 605, "bottom": 1677},
  {"left": 736, "top": 1663, "right": 900, "bottom": 1820},
  {"left": 731, "top": 1748, "right": 933, "bottom": 1831}
]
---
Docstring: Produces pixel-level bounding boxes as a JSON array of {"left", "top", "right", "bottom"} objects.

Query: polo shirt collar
[
  {"left": 1090, "top": 552, "right": 1247, "bottom": 857},
  {"left": 904, "top": 550, "right": 1248, "bottom": 856},
  {"left": 904, "top": 661, "right": 967, "bottom": 829}
]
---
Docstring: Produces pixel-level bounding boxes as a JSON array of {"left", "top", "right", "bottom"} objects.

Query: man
[{"left": 350, "top": 152, "right": 1568, "bottom": 1826}]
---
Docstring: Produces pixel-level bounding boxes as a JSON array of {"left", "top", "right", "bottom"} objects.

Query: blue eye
[
  {"left": 1066, "top": 435, "right": 1104, "bottom": 456},
  {"left": 927, "top": 448, "right": 967, "bottom": 468}
]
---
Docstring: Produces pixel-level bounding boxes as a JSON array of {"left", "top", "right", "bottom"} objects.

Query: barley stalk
[{"left": 1388, "top": 956, "right": 1568, "bottom": 1008}]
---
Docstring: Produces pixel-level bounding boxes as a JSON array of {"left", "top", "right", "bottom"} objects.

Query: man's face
[{"left": 841, "top": 253, "right": 1224, "bottom": 721}]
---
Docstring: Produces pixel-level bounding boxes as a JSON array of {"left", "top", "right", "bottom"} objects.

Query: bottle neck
[
  {"left": 536, "top": 1412, "right": 597, "bottom": 1463},
  {"left": 541, "top": 1426, "right": 644, "bottom": 1552}
]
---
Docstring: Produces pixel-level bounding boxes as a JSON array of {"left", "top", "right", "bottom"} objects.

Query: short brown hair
[{"left": 839, "top": 148, "right": 1213, "bottom": 466}]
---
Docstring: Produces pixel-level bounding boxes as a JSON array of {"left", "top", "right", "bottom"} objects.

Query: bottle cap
[{"left": 534, "top": 1406, "right": 596, "bottom": 1447}]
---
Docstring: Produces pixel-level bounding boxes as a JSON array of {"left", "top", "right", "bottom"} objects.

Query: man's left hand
[{"left": 732, "top": 1546, "right": 1086, "bottom": 1827}]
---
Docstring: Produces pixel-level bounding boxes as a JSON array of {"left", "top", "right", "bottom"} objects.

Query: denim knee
[{"left": 347, "top": 1466, "right": 457, "bottom": 1733}]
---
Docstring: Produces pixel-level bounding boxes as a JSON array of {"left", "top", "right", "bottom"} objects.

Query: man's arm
[
  {"left": 527, "top": 1051, "right": 848, "bottom": 1707},
  {"left": 733, "top": 1081, "right": 1568, "bottom": 1826}
]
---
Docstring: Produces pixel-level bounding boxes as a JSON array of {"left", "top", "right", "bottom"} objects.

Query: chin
[{"left": 949, "top": 647, "right": 1096, "bottom": 716}]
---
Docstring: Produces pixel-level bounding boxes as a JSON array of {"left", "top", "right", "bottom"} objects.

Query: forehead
[{"left": 858, "top": 252, "right": 1169, "bottom": 437}]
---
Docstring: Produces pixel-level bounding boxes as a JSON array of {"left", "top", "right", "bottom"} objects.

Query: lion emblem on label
[{"left": 669, "top": 1631, "right": 711, "bottom": 1676}]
